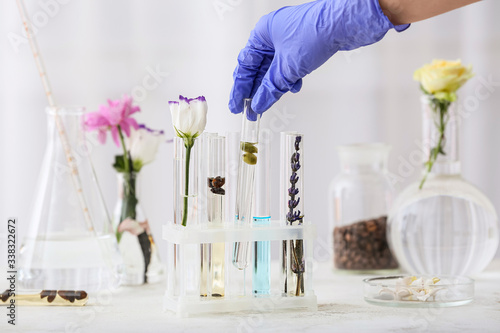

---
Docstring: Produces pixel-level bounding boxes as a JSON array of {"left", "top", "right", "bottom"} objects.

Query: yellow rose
[{"left": 413, "top": 59, "right": 474, "bottom": 102}]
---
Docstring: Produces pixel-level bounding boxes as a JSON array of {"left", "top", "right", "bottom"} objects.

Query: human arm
[
  {"left": 380, "top": 0, "right": 481, "bottom": 25},
  {"left": 228, "top": 0, "right": 481, "bottom": 115}
]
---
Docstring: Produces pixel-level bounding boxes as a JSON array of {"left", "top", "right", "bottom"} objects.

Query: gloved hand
[{"left": 229, "top": 0, "right": 409, "bottom": 115}]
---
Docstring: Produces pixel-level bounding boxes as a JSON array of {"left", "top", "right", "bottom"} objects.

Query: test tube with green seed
[{"left": 232, "top": 99, "right": 260, "bottom": 270}]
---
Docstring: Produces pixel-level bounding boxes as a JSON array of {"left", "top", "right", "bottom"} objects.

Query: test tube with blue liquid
[{"left": 252, "top": 138, "right": 271, "bottom": 295}]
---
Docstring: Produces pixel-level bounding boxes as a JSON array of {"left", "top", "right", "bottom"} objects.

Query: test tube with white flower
[{"left": 169, "top": 95, "right": 207, "bottom": 227}]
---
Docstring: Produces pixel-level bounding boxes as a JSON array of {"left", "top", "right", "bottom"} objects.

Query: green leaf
[
  {"left": 132, "top": 159, "right": 143, "bottom": 173},
  {"left": 112, "top": 155, "right": 127, "bottom": 173}
]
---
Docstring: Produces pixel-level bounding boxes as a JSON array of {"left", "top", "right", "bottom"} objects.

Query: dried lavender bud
[
  {"left": 287, "top": 136, "right": 303, "bottom": 224},
  {"left": 295, "top": 136, "right": 302, "bottom": 150},
  {"left": 288, "top": 198, "right": 300, "bottom": 209}
]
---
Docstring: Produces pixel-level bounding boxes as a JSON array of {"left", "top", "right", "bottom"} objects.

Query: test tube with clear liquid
[
  {"left": 232, "top": 99, "right": 261, "bottom": 270},
  {"left": 204, "top": 135, "right": 226, "bottom": 297}
]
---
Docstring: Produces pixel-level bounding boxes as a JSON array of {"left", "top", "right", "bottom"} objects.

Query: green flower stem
[
  {"left": 182, "top": 139, "right": 194, "bottom": 227},
  {"left": 419, "top": 99, "right": 449, "bottom": 189},
  {"left": 117, "top": 125, "right": 130, "bottom": 174},
  {"left": 116, "top": 125, "right": 137, "bottom": 242}
]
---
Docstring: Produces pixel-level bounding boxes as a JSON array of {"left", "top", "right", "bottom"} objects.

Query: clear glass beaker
[
  {"left": 18, "top": 106, "right": 123, "bottom": 292},
  {"left": 329, "top": 143, "right": 398, "bottom": 273}
]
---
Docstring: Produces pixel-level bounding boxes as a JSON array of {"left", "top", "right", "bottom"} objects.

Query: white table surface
[{"left": 3, "top": 260, "right": 500, "bottom": 333}]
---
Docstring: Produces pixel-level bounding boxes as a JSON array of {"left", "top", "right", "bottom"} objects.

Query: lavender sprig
[
  {"left": 287, "top": 136, "right": 303, "bottom": 224},
  {"left": 285, "top": 135, "right": 304, "bottom": 296}
]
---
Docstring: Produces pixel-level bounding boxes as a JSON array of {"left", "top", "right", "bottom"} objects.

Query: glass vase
[
  {"left": 387, "top": 96, "right": 499, "bottom": 275},
  {"left": 113, "top": 172, "right": 164, "bottom": 285},
  {"left": 167, "top": 136, "right": 200, "bottom": 298},
  {"left": 280, "top": 132, "right": 305, "bottom": 296},
  {"left": 18, "top": 106, "right": 123, "bottom": 292},
  {"left": 329, "top": 143, "right": 398, "bottom": 273}
]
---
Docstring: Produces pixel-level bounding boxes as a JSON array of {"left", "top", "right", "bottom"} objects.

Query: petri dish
[{"left": 363, "top": 275, "right": 474, "bottom": 308}]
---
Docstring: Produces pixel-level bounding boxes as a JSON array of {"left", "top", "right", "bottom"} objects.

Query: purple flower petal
[{"left": 138, "top": 123, "right": 164, "bottom": 135}]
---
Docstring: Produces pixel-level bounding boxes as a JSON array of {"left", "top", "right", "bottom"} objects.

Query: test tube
[
  {"left": 252, "top": 138, "right": 271, "bottom": 295},
  {"left": 232, "top": 99, "right": 261, "bottom": 270},
  {"left": 280, "top": 132, "right": 305, "bottom": 296},
  {"left": 200, "top": 133, "right": 216, "bottom": 297},
  {"left": 207, "top": 135, "right": 226, "bottom": 297}
]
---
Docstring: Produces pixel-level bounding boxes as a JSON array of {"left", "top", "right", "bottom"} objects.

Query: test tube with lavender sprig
[
  {"left": 232, "top": 99, "right": 261, "bottom": 271},
  {"left": 280, "top": 132, "right": 305, "bottom": 296}
]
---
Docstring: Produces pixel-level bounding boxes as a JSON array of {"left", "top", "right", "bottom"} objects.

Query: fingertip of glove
[
  {"left": 252, "top": 89, "right": 276, "bottom": 114},
  {"left": 290, "top": 79, "right": 303, "bottom": 94},
  {"left": 228, "top": 99, "right": 243, "bottom": 115},
  {"left": 245, "top": 109, "right": 258, "bottom": 121}
]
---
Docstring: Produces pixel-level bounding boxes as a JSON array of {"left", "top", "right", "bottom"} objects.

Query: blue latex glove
[{"left": 229, "top": 0, "right": 409, "bottom": 115}]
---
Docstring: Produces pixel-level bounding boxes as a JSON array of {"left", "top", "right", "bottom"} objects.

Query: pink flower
[{"left": 84, "top": 94, "right": 140, "bottom": 147}]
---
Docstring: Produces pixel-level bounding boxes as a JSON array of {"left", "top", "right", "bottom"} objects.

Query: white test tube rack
[{"left": 163, "top": 221, "right": 317, "bottom": 317}]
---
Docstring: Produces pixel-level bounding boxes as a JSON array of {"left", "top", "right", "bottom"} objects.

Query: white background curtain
[{"left": 1, "top": 0, "right": 499, "bottom": 261}]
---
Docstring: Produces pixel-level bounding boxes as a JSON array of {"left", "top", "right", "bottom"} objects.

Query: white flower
[
  {"left": 126, "top": 124, "right": 165, "bottom": 171},
  {"left": 379, "top": 276, "right": 443, "bottom": 302},
  {"left": 169, "top": 95, "right": 207, "bottom": 139}
]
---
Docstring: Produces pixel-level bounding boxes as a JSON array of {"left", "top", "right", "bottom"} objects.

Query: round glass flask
[{"left": 387, "top": 97, "right": 499, "bottom": 275}]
